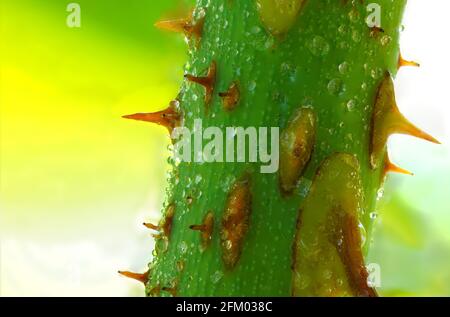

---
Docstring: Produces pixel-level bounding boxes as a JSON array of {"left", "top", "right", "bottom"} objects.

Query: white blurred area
[
  {"left": 0, "top": 202, "right": 160, "bottom": 296},
  {"left": 1, "top": 0, "right": 449, "bottom": 296}
]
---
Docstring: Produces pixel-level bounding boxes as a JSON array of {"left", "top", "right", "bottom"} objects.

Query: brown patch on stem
[
  {"left": 329, "top": 211, "right": 377, "bottom": 297},
  {"left": 292, "top": 153, "right": 375, "bottom": 297},
  {"left": 161, "top": 203, "right": 175, "bottom": 239},
  {"left": 369, "top": 26, "right": 385, "bottom": 38},
  {"left": 279, "top": 108, "right": 316, "bottom": 196},
  {"left": 185, "top": 61, "right": 217, "bottom": 106},
  {"left": 221, "top": 174, "right": 252, "bottom": 270}
]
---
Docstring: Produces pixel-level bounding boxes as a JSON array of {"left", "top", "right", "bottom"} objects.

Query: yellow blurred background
[{"left": 1, "top": 0, "right": 449, "bottom": 296}]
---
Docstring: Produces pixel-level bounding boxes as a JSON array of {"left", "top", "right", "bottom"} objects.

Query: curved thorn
[
  {"left": 143, "top": 223, "right": 160, "bottom": 231},
  {"left": 118, "top": 270, "right": 149, "bottom": 285},
  {"left": 384, "top": 153, "right": 414, "bottom": 176},
  {"left": 398, "top": 53, "right": 420, "bottom": 69}
]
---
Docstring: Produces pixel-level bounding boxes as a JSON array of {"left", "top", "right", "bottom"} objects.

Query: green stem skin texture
[{"left": 141, "top": 0, "right": 410, "bottom": 296}]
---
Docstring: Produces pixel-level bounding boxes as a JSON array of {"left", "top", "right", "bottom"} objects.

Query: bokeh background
[{"left": 1, "top": 0, "right": 449, "bottom": 296}]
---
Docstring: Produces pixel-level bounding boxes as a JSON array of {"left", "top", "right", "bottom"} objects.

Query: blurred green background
[{"left": 1, "top": 0, "right": 449, "bottom": 296}]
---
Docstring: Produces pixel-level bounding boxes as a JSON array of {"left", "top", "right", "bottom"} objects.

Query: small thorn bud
[
  {"left": 189, "top": 211, "right": 214, "bottom": 249},
  {"left": 161, "top": 203, "right": 175, "bottom": 238},
  {"left": 369, "top": 26, "right": 385, "bottom": 37},
  {"left": 185, "top": 61, "right": 216, "bottom": 106},
  {"left": 189, "top": 224, "right": 206, "bottom": 231},
  {"left": 219, "top": 82, "right": 240, "bottom": 111}
]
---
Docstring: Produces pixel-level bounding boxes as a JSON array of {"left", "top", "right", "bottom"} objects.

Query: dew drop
[
  {"left": 370, "top": 68, "right": 382, "bottom": 79},
  {"left": 346, "top": 99, "right": 356, "bottom": 112},
  {"left": 348, "top": 9, "right": 359, "bottom": 23},
  {"left": 359, "top": 222, "right": 367, "bottom": 247},
  {"left": 352, "top": 30, "right": 361, "bottom": 43},
  {"left": 179, "top": 241, "right": 188, "bottom": 254},
  {"left": 338, "top": 62, "right": 350, "bottom": 75},
  {"left": 327, "top": 79, "right": 345, "bottom": 96},
  {"left": 380, "top": 34, "right": 392, "bottom": 46},
  {"left": 251, "top": 26, "right": 261, "bottom": 34},
  {"left": 308, "top": 36, "right": 330, "bottom": 56},
  {"left": 377, "top": 188, "right": 384, "bottom": 200},
  {"left": 211, "top": 271, "right": 224, "bottom": 284}
]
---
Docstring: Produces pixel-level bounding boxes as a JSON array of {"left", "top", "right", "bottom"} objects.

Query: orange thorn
[
  {"left": 118, "top": 270, "right": 149, "bottom": 285},
  {"left": 143, "top": 222, "right": 160, "bottom": 231},
  {"left": 370, "top": 73, "right": 440, "bottom": 168},
  {"left": 155, "top": 15, "right": 204, "bottom": 40},
  {"left": 383, "top": 153, "right": 414, "bottom": 177},
  {"left": 185, "top": 61, "right": 216, "bottom": 106},
  {"left": 219, "top": 81, "right": 240, "bottom": 111},
  {"left": 395, "top": 113, "right": 440, "bottom": 144},
  {"left": 155, "top": 18, "right": 190, "bottom": 34},
  {"left": 122, "top": 100, "right": 181, "bottom": 133},
  {"left": 398, "top": 53, "right": 420, "bottom": 69}
]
